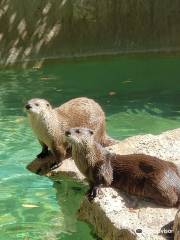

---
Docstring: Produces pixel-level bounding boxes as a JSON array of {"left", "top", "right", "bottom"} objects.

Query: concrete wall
[{"left": 0, "top": 0, "right": 180, "bottom": 65}]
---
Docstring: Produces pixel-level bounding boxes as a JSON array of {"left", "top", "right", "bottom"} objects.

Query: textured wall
[{"left": 0, "top": 0, "right": 180, "bottom": 64}]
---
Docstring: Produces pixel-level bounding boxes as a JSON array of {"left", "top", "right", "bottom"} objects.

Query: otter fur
[
  {"left": 65, "top": 127, "right": 180, "bottom": 207},
  {"left": 25, "top": 97, "right": 116, "bottom": 165}
]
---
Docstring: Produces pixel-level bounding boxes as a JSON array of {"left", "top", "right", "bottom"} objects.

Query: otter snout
[
  {"left": 25, "top": 103, "right": 32, "bottom": 110},
  {"left": 65, "top": 130, "right": 71, "bottom": 137}
]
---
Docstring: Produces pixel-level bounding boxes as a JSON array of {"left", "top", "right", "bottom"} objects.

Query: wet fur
[
  {"left": 71, "top": 138, "right": 113, "bottom": 187},
  {"left": 67, "top": 128, "right": 180, "bottom": 207},
  {"left": 26, "top": 97, "right": 117, "bottom": 164},
  {"left": 110, "top": 153, "right": 180, "bottom": 207}
]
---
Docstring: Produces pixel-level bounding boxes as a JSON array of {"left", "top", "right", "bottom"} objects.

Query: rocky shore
[{"left": 27, "top": 128, "right": 180, "bottom": 240}]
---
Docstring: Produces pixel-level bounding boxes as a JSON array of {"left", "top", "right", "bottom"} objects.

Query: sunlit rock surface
[
  {"left": 27, "top": 128, "right": 180, "bottom": 240},
  {"left": 107, "top": 128, "right": 180, "bottom": 165},
  {"left": 78, "top": 188, "right": 177, "bottom": 240}
]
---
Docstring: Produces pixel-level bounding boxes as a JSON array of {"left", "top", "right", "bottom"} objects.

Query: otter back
[{"left": 110, "top": 153, "right": 180, "bottom": 207}]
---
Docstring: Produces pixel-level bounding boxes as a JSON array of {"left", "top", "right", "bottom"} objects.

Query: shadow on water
[{"left": 0, "top": 54, "right": 180, "bottom": 115}]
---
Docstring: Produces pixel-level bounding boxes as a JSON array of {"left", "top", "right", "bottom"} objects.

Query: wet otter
[
  {"left": 25, "top": 97, "right": 116, "bottom": 165},
  {"left": 65, "top": 127, "right": 180, "bottom": 207}
]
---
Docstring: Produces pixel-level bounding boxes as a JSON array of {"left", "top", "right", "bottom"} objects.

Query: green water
[{"left": 0, "top": 55, "right": 180, "bottom": 240}]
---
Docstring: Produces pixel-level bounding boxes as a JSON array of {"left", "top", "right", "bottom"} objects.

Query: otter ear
[{"left": 89, "top": 129, "right": 94, "bottom": 135}]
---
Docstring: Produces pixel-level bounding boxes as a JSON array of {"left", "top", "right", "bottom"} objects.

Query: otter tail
[{"left": 103, "top": 134, "right": 119, "bottom": 147}]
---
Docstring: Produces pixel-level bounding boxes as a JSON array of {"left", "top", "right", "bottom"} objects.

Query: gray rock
[
  {"left": 78, "top": 188, "right": 176, "bottom": 240},
  {"left": 27, "top": 128, "right": 180, "bottom": 240},
  {"left": 107, "top": 128, "right": 180, "bottom": 165}
]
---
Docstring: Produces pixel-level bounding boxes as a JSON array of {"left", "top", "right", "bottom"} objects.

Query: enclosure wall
[{"left": 0, "top": 0, "right": 180, "bottom": 64}]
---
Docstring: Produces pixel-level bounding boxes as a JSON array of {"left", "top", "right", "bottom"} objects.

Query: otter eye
[
  {"left": 89, "top": 130, "right": 94, "bottom": 135},
  {"left": 46, "top": 103, "right": 49, "bottom": 107},
  {"left": 75, "top": 129, "right": 80, "bottom": 134},
  {"left": 35, "top": 103, "right": 39, "bottom": 107}
]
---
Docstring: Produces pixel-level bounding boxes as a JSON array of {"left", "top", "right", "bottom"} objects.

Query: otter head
[
  {"left": 25, "top": 98, "right": 52, "bottom": 116},
  {"left": 65, "top": 127, "right": 94, "bottom": 148}
]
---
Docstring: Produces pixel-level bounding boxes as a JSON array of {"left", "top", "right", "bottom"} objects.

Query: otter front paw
[{"left": 86, "top": 186, "right": 101, "bottom": 202}]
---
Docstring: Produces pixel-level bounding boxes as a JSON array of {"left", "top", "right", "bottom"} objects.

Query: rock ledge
[{"left": 27, "top": 128, "right": 180, "bottom": 240}]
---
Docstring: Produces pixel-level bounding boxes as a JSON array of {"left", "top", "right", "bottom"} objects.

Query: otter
[
  {"left": 65, "top": 127, "right": 180, "bottom": 208},
  {"left": 25, "top": 97, "right": 116, "bottom": 166}
]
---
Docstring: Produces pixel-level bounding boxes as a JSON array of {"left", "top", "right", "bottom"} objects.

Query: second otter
[{"left": 65, "top": 127, "right": 180, "bottom": 208}]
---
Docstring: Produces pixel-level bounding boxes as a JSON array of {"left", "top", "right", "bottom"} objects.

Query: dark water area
[{"left": 0, "top": 54, "right": 180, "bottom": 239}]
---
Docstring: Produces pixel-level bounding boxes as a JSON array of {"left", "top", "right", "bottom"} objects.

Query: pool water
[{"left": 0, "top": 55, "right": 180, "bottom": 240}]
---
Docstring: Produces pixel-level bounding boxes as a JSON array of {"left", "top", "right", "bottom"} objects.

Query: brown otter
[
  {"left": 65, "top": 127, "right": 180, "bottom": 207},
  {"left": 25, "top": 97, "right": 117, "bottom": 166}
]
